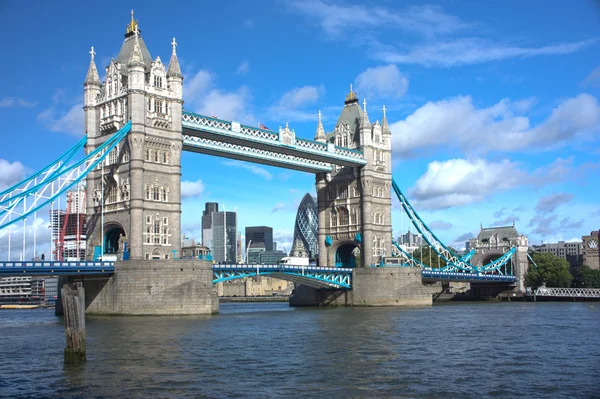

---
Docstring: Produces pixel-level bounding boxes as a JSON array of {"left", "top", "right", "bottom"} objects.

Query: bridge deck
[
  {"left": 421, "top": 270, "right": 516, "bottom": 283},
  {"left": 0, "top": 261, "right": 115, "bottom": 276}
]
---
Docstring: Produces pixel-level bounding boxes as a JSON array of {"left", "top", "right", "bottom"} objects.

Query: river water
[{"left": 0, "top": 302, "right": 598, "bottom": 399}]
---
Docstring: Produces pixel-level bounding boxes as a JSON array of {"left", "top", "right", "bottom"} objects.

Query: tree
[
  {"left": 572, "top": 265, "right": 600, "bottom": 288},
  {"left": 525, "top": 252, "right": 573, "bottom": 289},
  {"left": 410, "top": 245, "right": 458, "bottom": 268}
]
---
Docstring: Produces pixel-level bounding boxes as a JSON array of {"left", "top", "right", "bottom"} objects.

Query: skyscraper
[
  {"left": 291, "top": 193, "right": 318, "bottom": 260},
  {"left": 202, "top": 202, "right": 219, "bottom": 251},
  {"left": 212, "top": 211, "right": 237, "bottom": 263},
  {"left": 245, "top": 226, "right": 273, "bottom": 251}
]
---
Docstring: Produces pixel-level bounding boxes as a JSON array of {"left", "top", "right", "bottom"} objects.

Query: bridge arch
[
  {"left": 104, "top": 223, "right": 126, "bottom": 255},
  {"left": 333, "top": 241, "right": 360, "bottom": 268}
]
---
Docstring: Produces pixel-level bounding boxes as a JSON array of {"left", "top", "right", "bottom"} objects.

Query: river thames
[{"left": 1, "top": 302, "right": 598, "bottom": 398}]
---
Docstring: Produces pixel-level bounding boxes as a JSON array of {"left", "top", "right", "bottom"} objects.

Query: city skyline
[{"left": 0, "top": 1, "right": 599, "bottom": 260}]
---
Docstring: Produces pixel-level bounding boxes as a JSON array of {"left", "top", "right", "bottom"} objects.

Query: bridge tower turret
[
  {"left": 316, "top": 87, "right": 393, "bottom": 268},
  {"left": 84, "top": 12, "right": 183, "bottom": 261}
]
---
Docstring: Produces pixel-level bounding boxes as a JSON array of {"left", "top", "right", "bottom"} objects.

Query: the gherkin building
[{"left": 291, "top": 193, "right": 318, "bottom": 260}]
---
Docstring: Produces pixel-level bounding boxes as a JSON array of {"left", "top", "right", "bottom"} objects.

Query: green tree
[
  {"left": 572, "top": 265, "right": 600, "bottom": 288},
  {"left": 411, "top": 245, "right": 458, "bottom": 268},
  {"left": 525, "top": 252, "right": 573, "bottom": 289}
]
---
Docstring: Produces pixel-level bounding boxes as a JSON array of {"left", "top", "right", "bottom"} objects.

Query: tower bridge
[{"left": 0, "top": 14, "right": 530, "bottom": 314}]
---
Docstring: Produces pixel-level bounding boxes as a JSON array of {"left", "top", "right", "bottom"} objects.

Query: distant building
[
  {"left": 398, "top": 231, "right": 423, "bottom": 247},
  {"left": 0, "top": 276, "right": 57, "bottom": 303},
  {"left": 236, "top": 231, "right": 243, "bottom": 263},
  {"left": 582, "top": 230, "right": 600, "bottom": 270},
  {"left": 247, "top": 245, "right": 265, "bottom": 264},
  {"left": 212, "top": 210, "right": 238, "bottom": 263},
  {"left": 245, "top": 226, "right": 273, "bottom": 252},
  {"left": 202, "top": 202, "right": 219, "bottom": 251},
  {"left": 259, "top": 250, "right": 287, "bottom": 264},
  {"left": 216, "top": 277, "right": 294, "bottom": 297},
  {"left": 530, "top": 241, "right": 583, "bottom": 268},
  {"left": 50, "top": 186, "right": 86, "bottom": 261},
  {"left": 291, "top": 193, "right": 318, "bottom": 260},
  {"left": 180, "top": 237, "right": 210, "bottom": 259}
]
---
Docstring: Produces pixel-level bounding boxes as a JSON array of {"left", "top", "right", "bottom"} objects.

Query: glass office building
[{"left": 292, "top": 193, "right": 319, "bottom": 260}]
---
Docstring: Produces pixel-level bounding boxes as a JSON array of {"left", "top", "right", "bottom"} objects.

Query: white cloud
[
  {"left": 534, "top": 193, "right": 573, "bottom": 214},
  {"left": 273, "top": 228, "right": 294, "bottom": 254},
  {"left": 184, "top": 69, "right": 255, "bottom": 124},
  {"left": 272, "top": 202, "right": 286, "bottom": 213},
  {"left": 582, "top": 65, "right": 600, "bottom": 87},
  {"left": 181, "top": 180, "right": 205, "bottom": 198},
  {"left": 0, "top": 97, "right": 37, "bottom": 108},
  {"left": 428, "top": 220, "right": 453, "bottom": 230},
  {"left": 354, "top": 65, "right": 409, "bottom": 100},
  {"left": 0, "top": 216, "right": 53, "bottom": 260},
  {"left": 390, "top": 94, "right": 600, "bottom": 157},
  {"left": 243, "top": 19, "right": 254, "bottom": 28},
  {"left": 237, "top": 61, "right": 249, "bottom": 75},
  {"left": 491, "top": 215, "right": 520, "bottom": 227},
  {"left": 37, "top": 103, "right": 84, "bottom": 136},
  {"left": 377, "top": 38, "right": 597, "bottom": 67},
  {"left": 0, "top": 159, "right": 28, "bottom": 190},
  {"left": 267, "top": 85, "right": 324, "bottom": 122},
  {"left": 409, "top": 158, "right": 525, "bottom": 209},
  {"left": 222, "top": 160, "right": 273, "bottom": 180},
  {"left": 288, "top": 2, "right": 470, "bottom": 37}
]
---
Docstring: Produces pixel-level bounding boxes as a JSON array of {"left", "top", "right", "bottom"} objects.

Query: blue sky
[{"left": 1, "top": 0, "right": 599, "bottom": 257}]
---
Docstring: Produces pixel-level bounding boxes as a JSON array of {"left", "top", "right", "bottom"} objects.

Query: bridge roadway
[{"left": 0, "top": 261, "right": 515, "bottom": 286}]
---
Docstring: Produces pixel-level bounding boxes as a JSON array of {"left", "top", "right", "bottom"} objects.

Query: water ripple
[{"left": 1, "top": 302, "right": 599, "bottom": 398}]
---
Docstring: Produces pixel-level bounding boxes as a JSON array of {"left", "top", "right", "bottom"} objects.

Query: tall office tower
[
  {"left": 212, "top": 210, "right": 238, "bottom": 263},
  {"left": 291, "top": 193, "right": 318, "bottom": 260},
  {"left": 236, "top": 231, "right": 243, "bottom": 263},
  {"left": 245, "top": 226, "right": 273, "bottom": 251},
  {"left": 202, "top": 202, "right": 219, "bottom": 251}
]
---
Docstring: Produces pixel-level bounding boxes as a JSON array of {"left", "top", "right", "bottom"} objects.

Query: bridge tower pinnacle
[{"left": 83, "top": 12, "right": 183, "bottom": 261}]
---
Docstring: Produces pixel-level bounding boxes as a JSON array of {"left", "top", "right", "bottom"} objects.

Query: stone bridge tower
[
  {"left": 83, "top": 13, "right": 183, "bottom": 261},
  {"left": 315, "top": 87, "right": 392, "bottom": 268},
  {"left": 469, "top": 224, "right": 529, "bottom": 292}
]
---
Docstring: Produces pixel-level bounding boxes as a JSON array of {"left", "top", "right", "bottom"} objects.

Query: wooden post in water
[{"left": 61, "top": 282, "right": 86, "bottom": 364}]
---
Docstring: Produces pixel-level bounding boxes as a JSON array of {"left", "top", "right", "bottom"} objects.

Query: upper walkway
[{"left": 181, "top": 111, "right": 367, "bottom": 173}]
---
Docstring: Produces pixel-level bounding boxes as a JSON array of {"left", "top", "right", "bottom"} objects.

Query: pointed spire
[
  {"left": 315, "top": 110, "right": 326, "bottom": 142},
  {"left": 167, "top": 37, "right": 182, "bottom": 78},
  {"left": 85, "top": 46, "right": 100, "bottom": 85},
  {"left": 360, "top": 98, "right": 370, "bottom": 129},
  {"left": 381, "top": 104, "right": 391, "bottom": 135},
  {"left": 128, "top": 29, "right": 144, "bottom": 67}
]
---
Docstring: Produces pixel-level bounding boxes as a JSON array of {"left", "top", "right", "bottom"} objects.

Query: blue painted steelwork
[
  {"left": 0, "top": 260, "right": 115, "bottom": 276},
  {"left": 391, "top": 179, "right": 515, "bottom": 273},
  {"left": 0, "top": 121, "right": 132, "bottom": 230},
  {"left": 391, "top": 238, "right": 515, "bottom": 274},
  {"left": 461, "top": 249, "right": 476, "bottom": 262},
  {"left": 212, "top": 264, "right": 352, "bottom": 289},
  {"left": 0, "top": 136, "right": 86, "bottom": 199},
  {"left": 181, "top": 111, "right": 367, "bottom": 169},
  {"left": 421, "top": 270, "right": 516, "bottom": 283}
]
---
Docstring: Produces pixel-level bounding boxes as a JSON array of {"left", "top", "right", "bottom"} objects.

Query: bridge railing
[{"left": 530, "top": 287, "right": 600, "bottom": 298}]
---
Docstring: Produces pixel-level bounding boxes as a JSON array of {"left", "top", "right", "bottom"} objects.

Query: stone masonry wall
[
  {"left": 290, "top": 267, "right": 432, "bottom": 307},
  {"left": 83, "top": 260, "right": 218, "bottom": 315}
]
